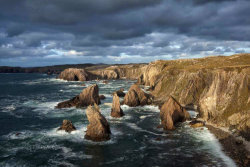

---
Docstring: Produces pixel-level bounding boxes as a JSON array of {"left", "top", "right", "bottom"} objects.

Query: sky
[{"left": 0, "top": 0, "right": 250, "bottom": 67}]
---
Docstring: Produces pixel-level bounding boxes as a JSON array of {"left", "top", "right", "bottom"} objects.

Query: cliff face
[
  {"left": 88, "top": 64, "right": 146, "bottom": 80},
  {"left": 138, "top": 54, "right": 250, "bottom": 140}
]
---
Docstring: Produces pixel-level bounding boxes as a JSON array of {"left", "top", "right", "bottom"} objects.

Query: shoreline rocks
[
  {"left": 160, "top": 96, "right": 190, "bottom": 130},
  {"left": 85, "top": 104, "right": 111, "bottom": 141},
  {"left": 189, "top": 120, "right": 205, "bottom": 128},
  {"left": 206, "top": 125, "right": 250, "bottom": 167},
  {"left": 57, "top": 120, "right": 76, "bottom": 133},
  {"left": 56, "top": 84, "right": 100, "bottom": 108},
  {"left": 123, "top": 84, "right": 153, "bottom": 107},
  {"left": 111, "top": 93, "right": 124, "bottom": 118}
]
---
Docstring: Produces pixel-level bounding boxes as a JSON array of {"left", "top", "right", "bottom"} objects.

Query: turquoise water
[{"left": 0, "top": 73, "right": 235, "bottom": 167}]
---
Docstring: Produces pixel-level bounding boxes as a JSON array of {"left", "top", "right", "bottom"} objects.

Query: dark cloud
[{"left": 0, "top": 0, "right": 249, "bottom": 66}]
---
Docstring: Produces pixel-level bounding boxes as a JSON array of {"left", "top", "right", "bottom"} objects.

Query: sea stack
[
  {"left": 111, "top": 93, "right": 124, "bottom": 118},
  {"left": 123, "top": 84, "right": 152, "bottom": 107},
  {"left": 85, "top": 104, "right": 111, "bottom": 141},
  {"left": 56, "top": 84, "right": 100, "bottom": 108},
  {"left": 160, "top": 96, "right": 190, "bottom": 130},
  {"left": 57, "top": 120, "right": 76, "bottom": 133}
]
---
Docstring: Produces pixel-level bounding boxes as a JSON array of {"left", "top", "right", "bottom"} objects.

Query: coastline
[{"left": 206, "top": 124, "right": 250, "bottom": 167}]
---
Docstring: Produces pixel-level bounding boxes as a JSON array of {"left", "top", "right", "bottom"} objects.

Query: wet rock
[
  {"left": 104, "top": 103, "right": 112, "bottom": 107},
  {"left": 57, "top": 68, "right": 90, "bottom": 81},
  {"left": 102, "top": 80, "right": 108, "bottom": 84},
  {"left": 111, "top": 93, "right": 124, "bottom": 118},
  {"left": 160, "top": 96, "right": 190, "bottom": 130},
  {"left": 99, "top": 95, "right": 106, "bottom": 100},
  {"left": 56, "top": 84, "right": 100, "bottom": 108},
  {"left": 56, "top": 95, "right": 80, "bottom": 108},
  {"left": 113, "top": 88, "right": 125, "bottom": 97},
  {"left": 85, "top": 104, "right": 111, "bottom": 141},
  {"left": 57, "top": 120, "right": 76, "bottom": 133},
  {"left": 123, "top": 84, "right": 153, "bottom": 107},
  {"left": 15, "top": 132, "right": 21, "bottom": 136},
  {"left": 189, "top": 120, "right": 205, "bottom": 128}
]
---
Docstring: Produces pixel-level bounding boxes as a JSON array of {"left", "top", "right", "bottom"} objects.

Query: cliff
[
  {"left": 87, "top": 64, "right": 146, "bottom": 80},
  {"left": 137, "top": 54, "right": 250, "bottom": 140}
]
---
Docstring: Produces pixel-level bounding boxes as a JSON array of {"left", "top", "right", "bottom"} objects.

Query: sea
[{"left": 0, "top": 73, "right": 236, "bottom": 167}]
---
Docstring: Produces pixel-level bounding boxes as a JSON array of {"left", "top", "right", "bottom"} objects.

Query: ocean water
[{"left": 0, "top": 73, "right": 236, "bottom": 167}]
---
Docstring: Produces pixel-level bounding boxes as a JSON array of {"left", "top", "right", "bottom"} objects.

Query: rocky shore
[
  {"left": 6, "top": 53, "right": 249, "bottom": 165},
  {"left": 206, "top": 124, "right": 250, "bottom": 167}
]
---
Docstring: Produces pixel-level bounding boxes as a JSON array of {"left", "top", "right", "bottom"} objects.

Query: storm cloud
[{"left": 0, "top": 0, "right": 249, "bottom": 66}]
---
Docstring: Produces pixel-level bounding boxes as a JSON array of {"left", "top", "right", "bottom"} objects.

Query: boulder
[
  {"left": 113, "top": 88, "right": 125, "bottom": 97},
  {"left": 85, "top": 104, "right": 111, "bottom": 141},
  {"left": 56, "top": 84, "right": 100, "bottom": 108},
  {"left": 160, "top": 96, "right": 190, "bottom": 130},
  {"left": 57, "top": 68, "right": 90, "bottom": 81},
  {"left": 123, "top": 84, "right": 152, "bottom": 107},
  {"left": 99, "top": 95, "right": 106, "bottom": 100},
  {"left": 57, "top": 120, "right": 76, "bottom": 133},
  {"left": 111, "top": 93, "right": 124, "bottom": 118},
  {"left": 189, "top": 120, "right": 205, "bottom": 128}
]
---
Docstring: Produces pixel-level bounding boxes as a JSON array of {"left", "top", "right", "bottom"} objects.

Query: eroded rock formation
[
  {"left": 137, "top": 54, "right": 250, "bottom": 139},
  {"left": 123, "top": 84, "right": 152, "bottom": 107},
  {"left": 111, "top": 93, "right": 124, "bottom": 118},
  {"left": 57, "top": 120, "right": 76, "bottom": 133},
  {"left": 85, "top": 104, "right": 111, "bottom": 141},
  {"left": 56, "top": 84, "right": 100, "bottom": 108},
  {"left": 160, "top": 96, "right": 190, "bottom": 130},
  {"left": 57, "top": 68, "right": 90, "bottom": 81}
]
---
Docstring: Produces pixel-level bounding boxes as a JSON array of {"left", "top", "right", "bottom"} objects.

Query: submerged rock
[
  {"left": 123, "top": 84, "right": 152, "bottom": 107},
  {"left": 56, "top": 84, "right": 100, "bottom": 108},
  {"left": 57, "top": 120, "right": 76, "bottom": 133},
  {"left": 99, "top": 95, "right": 106, "bottom": 100},
  {"left": 189, "top": 120, "right": 205, "bottom": 128},
  {"left": 85, "top": 104, "right": 111, "bottom": 141},
  {"left": 57, "top": 68, "right": 90, "bottom": 81},
  {"left": 113, "top": 88, "right": 125, "bottom": 97},
  {"left": 160, "top": 96, "right": 190, "bottom": 130},
  {"left": 111, "top": 93, "right": 124, "bottom": 118}
]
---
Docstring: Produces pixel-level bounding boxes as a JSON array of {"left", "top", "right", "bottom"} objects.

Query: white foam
[
  {"left": 3, "top": 130, "right": 34, "bottom": 140},
  {"left": 121, "top": 105, "right": 160, "bottom": 113},
  {"left": 188, "top": 126, "right": 236, "bottom": 167},
  {"left": 68, "top": 84, "right": 83, "bottom": 88},
  {"left": 125, "top": 123, "right": 163, "bottom": 136},
  {"left": 187, "top": 110, "right": 198, "bottom": 118},
  {"left": 3, "top": 105, "right": 16, "bottom": 111}
]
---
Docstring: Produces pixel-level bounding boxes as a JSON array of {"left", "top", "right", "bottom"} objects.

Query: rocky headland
[
  {"left": 136, "top": 54, "right": 250, "bottom": 142},
  {"left": 54, "top": 54, "right": 249, "bottom": 142},
  {"left": 33, "top": 53, "right": 249, "bottom": 165}
]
